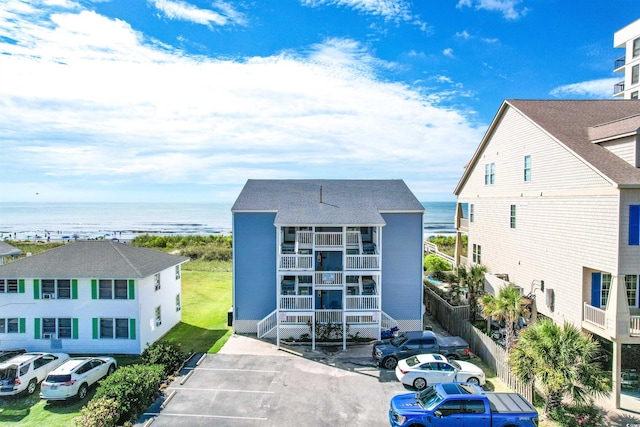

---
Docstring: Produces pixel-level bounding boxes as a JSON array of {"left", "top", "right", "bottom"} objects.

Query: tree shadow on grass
[{"left": 162, "top": 322, "right": 231, "bottom": 354}]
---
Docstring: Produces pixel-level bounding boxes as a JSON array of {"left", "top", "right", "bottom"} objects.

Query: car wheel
[
  {"left": 382, "top": 357, "right": 397, "bottom": 370},
  {"left": 467, "top": 377, "right": 480, "bottom": 385},
  {"left": 413, "top": 377, "right": 427, "bottom": 390},
  {"left": 77, "top": 383, "right": 89, "bottom": 400},
  {"left": 26, "top": 379, "right": 37, "bottom": 395},
  {"left": 107, "top": 364, "right": 116, "bottom": 376}
]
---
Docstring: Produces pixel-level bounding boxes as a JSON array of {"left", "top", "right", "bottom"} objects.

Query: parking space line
[
  {"left": 187, "top": 367, "right": 280, "bottom": 373},
  {"left": 144, "top": 412, "right": 268, "bottom": 421},
  {"left": 166, "top": 386, "right": 275, "bottom": 393}
]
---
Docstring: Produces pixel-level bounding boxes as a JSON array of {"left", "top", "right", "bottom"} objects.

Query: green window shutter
[
  {"left": 33, "top": 279, "right": 40, "bottom": 299},
  {"left": 19, "top": 318, "right": 26, "bottom": 334},
  {"left": 72, "top": 318, "right": 79, "bottom": 339},
  {"left": 72, "top": 280, "right": 78, "bottom": 299},
  {"left": 18, "top": 279, "right": 25, "bottom": 293},
  {"left": 91, "top": 280, "right": 97, "bottom": 299},
  {"left": 129, "top": 318, "right": 136, "bottom": 340},
  {"left": 92, "top": 318, "right": 98, "bottom": 339},
  {"left": 128, "top": 280, "right": 135, "bottom": 299},
  {"left": 34, "top": 318, "right": 41, "bottom": 339}
]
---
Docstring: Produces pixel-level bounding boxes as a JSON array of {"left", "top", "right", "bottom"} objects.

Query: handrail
[{"left": 257, "top": 309, "right": 277, "bottom": 338}]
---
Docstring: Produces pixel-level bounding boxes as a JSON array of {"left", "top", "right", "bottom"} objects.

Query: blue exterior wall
[
  {"left": 381, "top": 212, "right": 423, "bottom": 321},
  {"left": 233, "top": 212, "right": 277, "bottom": 320}
]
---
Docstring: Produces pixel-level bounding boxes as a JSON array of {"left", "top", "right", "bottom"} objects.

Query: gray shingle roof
[
  {"left": 507, "top": 100, "right": 640, "bottom": 186},
  {"left": 0, "top": 241, "right": 189, "bottom": 279},
  {"left": 232, "top": 179, "right": 424, "bottom": 225},
  {"left": 0, "top": 241, "right": 21, "bottom": 257}
]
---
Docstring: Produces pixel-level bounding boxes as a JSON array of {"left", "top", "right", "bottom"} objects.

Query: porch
[{"left": 583, "top": 303, "right": 640, "bottom": 336}]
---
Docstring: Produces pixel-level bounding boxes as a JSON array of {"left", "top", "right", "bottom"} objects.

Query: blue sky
[{"left": 1, "top": 0, "right": 638, "bottom": 204}]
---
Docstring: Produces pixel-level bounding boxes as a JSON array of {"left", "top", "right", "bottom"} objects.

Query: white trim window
[
  {"left": 469, "top": 204, "right": 474, "bottom": 223},
  {"left": 602, "top": 273, "right": 612, "bottom": 308},
  {"left": 100, "top": 318, "right": 130, "bottom": 339},
  {"left": 0, "top": 279, "right": 19, "bottom": 293},
  {"left": 155, "top": 306, "right": 162, "bottom": 326},
  {"left": 472, "top": 244, "right": 482, "bottom": 264},
  {"left": 176, "top": 294, "right": 181, "bottom": 312},
  {"left": 524, "top": 155, "right": 531, "bottom": 182},
  {"left": 484, "top": 163, "right": 495, "bottom": 185},
  {"left": 510, "top": 205, "right": 516, "bottom": 229},
  {"left": 154, "top": 273, "right": 161, "bottom": 291},
  {"left": 625, "top": 275, "right": 639, "bottom": 308},
  {"left": 99, "top": 279, "right": 129, "bottom": 299},
  {"left": 0, "top": 318, "right": 20, "bottom": 333},
  {"left": 175, "top": 265, "right": 181, "bottom": 280},
  {"left": 42, "top": 318, "right": 72, "bottom": 339}
]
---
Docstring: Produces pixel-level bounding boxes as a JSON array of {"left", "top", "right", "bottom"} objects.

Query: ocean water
[{"left": 0, "top": 201, "right": 456, "bottom": 241}]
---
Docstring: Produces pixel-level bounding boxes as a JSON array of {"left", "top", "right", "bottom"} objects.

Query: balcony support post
[{"left": 605, "top": 275, "right": 631, "bottom": 338}]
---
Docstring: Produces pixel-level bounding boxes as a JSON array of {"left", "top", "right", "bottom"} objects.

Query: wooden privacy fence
[{"left": 425, "top": 288, "right": 534, "bottom": 402}]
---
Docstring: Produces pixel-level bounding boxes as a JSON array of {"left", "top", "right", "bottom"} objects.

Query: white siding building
[
  {"left": 454, "top": 100, "right": 640, "bottom": 410},
  {"left": 614, "top": 18, "right": 640, "bottom": 99},
  {"left": 0, "top": 241, "right": 189, "bottom": 355}
]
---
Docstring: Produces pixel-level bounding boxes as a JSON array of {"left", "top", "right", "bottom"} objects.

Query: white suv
[
  {"left": 40, "top": 356, "right": 117, "bottom": 401},
  {"left": 0, "top": 352, "right": 70, "bottom": 396}
]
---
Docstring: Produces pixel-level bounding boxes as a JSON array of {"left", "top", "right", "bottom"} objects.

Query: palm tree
[
  {"left": 509, "top": 318, "right": 611, "bottom": 417},
  {"left": 481, "top": 284, "right": 527, "bottom": 349},
  {"left": 458, "top": 264, "right": 486, "bottom": 322}
]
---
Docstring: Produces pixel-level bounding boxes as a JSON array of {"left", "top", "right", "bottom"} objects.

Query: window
[
  {"left": 57, "top": 280, "right": 71, "bottom": 299},
  {"left": 632, "top": 91, "right": 639, "bottom": 100},
  {"left": 469, "top": 204, "right": 474, "bottom": 223},
  {"left": 633, "top": 64, "right": 640, "bottom": 85},
  {"left": 634, "top": 37, "right": 640, "bottom": 58},
  {"left": 524, "top": 155, "right": 531, "bottom": 182},
  {"left": 99, "top": 318, "right": 129, "bottom": 339},
  {"left": 41, "top": 317, "right": 72, "bottom": 339},
  {"left": 155, "top": 306, "right": 162, "bottom": 326},
  {"left": 154, "top": 273, "right": 161, "bottom": 291},
  {"left": 484, "top": 163, "right": 495, "bottom": 185},
  {"left": 7, "top": 318, "right": 18, "bottom": 333},
  {"left": 175, "top": 265, "right": 181, "bottom": 280},
  {"left": 465, "top": 400, "right": 486, "bottom": 414},
  {"left": 0, "top": 319, "right": 4, "bottom": 333},
  {"left": 41, "top": 279, "right": 71, "bottom": 299},
  {"left": 510, "top": 205, "right": 516, "bottom": 229},
  {"left": 42, "top": 279, "right": 55, "bottom": 297},
  {"left": 42, "top": 318, "right": 56, "bottom": 338},
  {"left": 472, "top": 244, "right": 482, "bottom": 264},
  {"left": 99, "top": 279, "right": 113, "bottom": 299},
  {"left": 630, "top": 205, "right": 640, "bottom": 245},
  {"left": 114, "top": 280, "right": 128, "bottom": 299},
  {"left": 626, "top": 275, "right": 639, "bottom": 308},
  {"left": 437, "top": 400, "right": 463, "bottom": 417},
  {"left": 176, "top": 294, "right": 181, "bottom": 312},
  {"left": 0, "top": 280, "right": 4, "bottom": 293},
  {"left": 4, "top": 279, "right": 18, "bottom": 293},
  {"left": 602, "top": 273, "right": 612, "bottom": 308}
]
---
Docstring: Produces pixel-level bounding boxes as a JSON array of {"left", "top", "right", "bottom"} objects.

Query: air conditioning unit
[
  {"left": 42, "top": 333, "right": 56, "bottom": 339},
  {"left": 42, "top": 293, "right": 55, "bottom": 299}
]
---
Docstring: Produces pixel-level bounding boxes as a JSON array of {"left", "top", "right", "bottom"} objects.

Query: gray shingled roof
[
  {"left": 507, "top": 100, "right": 640, "bottom": 186},
  {"left": 232, "top": 180, "right": 424, "bottom": 225},
  {"left": 0, "top": 241, "right": 189, "bottom": 279},
  {"left": 0, "top": 241, "right": 21, "bottom": 257}
]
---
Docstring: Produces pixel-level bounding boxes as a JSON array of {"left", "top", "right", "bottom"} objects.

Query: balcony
[
  {"left": 315, "top": 232, "right": 343, "bottom": 247},
  {"left": 614, "top": 56, "right": 626, "bottom": 71},
  {"left": 614, "top": 81, "right": 625, "bottom": 96},
  {"left": 457, "top": 217, "right": 469, "bottom": 231},
  {"left": 346, "top": 295, "right": 380, "bottom": 310},
  {"left": 315, "top": 272, "right": 343, "bottom": 285},
  {"left": 280, "top": 295, "right": 313, "bottom": 310},
  {"left": 279, "top": 254, "right": 313, "bottom": 270},
  {"left": 583, "top": 302, "right": 640, "bottom": 337},
  {"left": 346, "top": 254, "right": 379, "bottom": 270}
]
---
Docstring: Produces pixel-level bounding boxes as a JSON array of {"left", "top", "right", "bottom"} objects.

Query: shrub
[
  {"left": 551, "top": 403, "right": 607, "bottom": 427},
  {"left": 424, "top": 254, "right": 451, "bottom": 273},
  {"left": 141, "top": 340, "right": 187, "bottom": 377},
  {"left": 95, "top": 364, "right": 165, "bottom": 425},
  {"left": 75, "top": 396, "right": 121, "bottom": 427}
]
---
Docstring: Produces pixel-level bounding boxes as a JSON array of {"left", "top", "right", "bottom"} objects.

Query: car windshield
[
  {"left": 405, "top": 356, "right": 420, "bottom": 367},
  {"left": 416, "top": 386, "right": 443, "bottom": 409},
  {"left": 46, "top": 374, "right": 72, "bottom": 383},
  {"left": 390, "top": 335, "right": 408, "bottom": 347},
  {"left": 0, "top": 366, "right": 17, "bottom": 381},
  {"left": 450, "top": 360, "right": 461, "bottom": 370}
]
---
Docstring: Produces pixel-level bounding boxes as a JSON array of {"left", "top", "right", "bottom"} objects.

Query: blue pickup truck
[{"left": 389, "top": 382, "right": 538, "bottom": 427}]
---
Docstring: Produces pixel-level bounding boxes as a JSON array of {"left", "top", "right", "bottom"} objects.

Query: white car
[
  {"left": 40, "top": 356, "right": 117, "bottom": 401},
  {"left": 0, "top": 352, "right": 70, "bottom": 396},
  {"left": 395, "top": 353, "right": 486, "bottom": 390}
]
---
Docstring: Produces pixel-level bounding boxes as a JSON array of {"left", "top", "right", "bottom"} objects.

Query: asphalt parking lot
[{"left": 138, "top": 335, "right": 405, "bottom": 427}]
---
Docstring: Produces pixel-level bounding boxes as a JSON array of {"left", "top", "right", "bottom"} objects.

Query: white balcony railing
[
  {"left": 584, "top": 303, "right": 606, "bottom": 328},
  {"left": 279, "top": 255, "right": 313, "bottom": 270},
  {"left": 315, "top": 272, "right": 343, "bottom": 285},
  {"left": 631, "top": 316, "right": 640, "bottom": 336},
  {"left": 296, "top": 231, "right": 313, "bottom": 246},
  {"left": 315, "top": 232, "right": 342, "bottom": 247},
  {"left": 346, "top": 255, "right": 379, "bottom": 270},
  {"left": 346, "top": 295, "right": 379, "bottom": 310},
  {"left": 280, "top": 296, "right": 313, "bottom": 310},
  {"left": 316, "top": 310, "right": 343, "bottom": 324},
  {"left": 459, "top": 218, "right": 469, "bottom": 229},
  {"left": 346, "top": 231, "right": 361, "bottom": 246}
]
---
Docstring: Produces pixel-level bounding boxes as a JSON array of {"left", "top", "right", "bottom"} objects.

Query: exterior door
[{"left": 591, "top": 272, "right": 601, "bottom": 308}]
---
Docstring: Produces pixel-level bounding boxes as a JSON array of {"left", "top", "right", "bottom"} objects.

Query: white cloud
[
  {"left": 456, "top": 0, "right": 527, "bottom": 20},
  {"left": 301, "top": 0, "right": 424, "bottom": 26},
  {"left": 549, "top": 78, "right": 619, "bottom": 98},
  {"left": 455, "top": 30, "right": 471, "bottom": 39},
  {"left": 149, "top": 0, "right": 245, "bottom": 27},
  {"left": 443, "top": 48, "right": 454, "bottom": 57},
  {"left": 0, "top": 1, "right": 484, "bottom": 202}
]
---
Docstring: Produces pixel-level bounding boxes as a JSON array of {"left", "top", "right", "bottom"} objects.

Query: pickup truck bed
[{"left": 486, "top": 392, "right": 537, "bottom": 414}]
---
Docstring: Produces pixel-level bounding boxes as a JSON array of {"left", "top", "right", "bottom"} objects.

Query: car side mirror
[{"left": 434, "top": 410, "right": 443, "bottom": 418}]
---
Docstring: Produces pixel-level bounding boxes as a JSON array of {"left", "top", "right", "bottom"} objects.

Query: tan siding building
[{"left": 454, "top": 100, "right": 640, "bottom": 410}]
